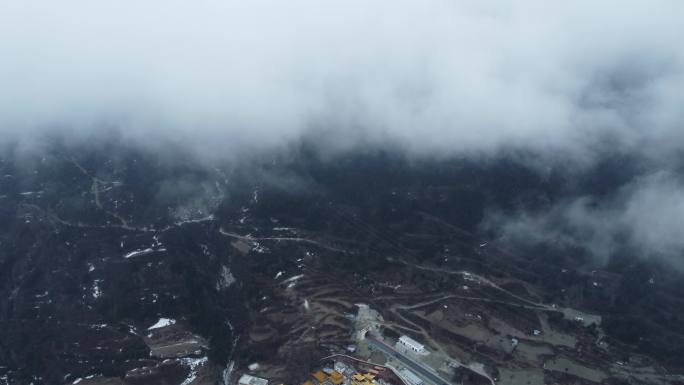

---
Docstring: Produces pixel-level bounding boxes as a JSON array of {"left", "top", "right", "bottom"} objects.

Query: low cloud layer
[
  {"left": 1, "top": 0, "right": 683, "bottom": 160},
  {"left": 484, "top": 172, "right": 684, "bottom": 267}
]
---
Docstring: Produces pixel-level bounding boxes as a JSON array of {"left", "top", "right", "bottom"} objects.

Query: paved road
[{"left": 366, "top": 335, "right": 452, "bottom": 385}]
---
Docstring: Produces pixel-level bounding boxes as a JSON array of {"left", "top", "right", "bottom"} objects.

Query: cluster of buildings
[
  {"left": 301, "top": 360, "right": 395, "bottom": 385},
  {"left": 237, "top": 334, "right": 430, "bottom": 385}
]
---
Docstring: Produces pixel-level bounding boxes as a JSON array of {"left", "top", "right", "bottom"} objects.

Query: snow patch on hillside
[
  {"left": 179, "top": 356, "right": 208, "bottom": 385},
  {"left": 148, "top": 318, "right": 176, "bottom": 330},
  {"left": 92, "top": 280, "right": 102, "bottom": 299}
]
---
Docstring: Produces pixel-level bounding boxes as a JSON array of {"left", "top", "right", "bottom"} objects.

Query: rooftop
[
  {"left": 398, "top": 335, "right": 425, "bottom": 351},
  {"left": 398, "top": 369, "right": 423, "bottom": 385},
  {"left": 329, "top": 371, "right": 345, "bottom": 385},
  {"left": 239, "top": 374, "right": 269, "bottom": 385},
  {"left": 313, "top": 370, "right": 328, "bottom": 383}
]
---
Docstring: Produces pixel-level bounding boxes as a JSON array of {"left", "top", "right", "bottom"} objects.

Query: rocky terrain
[{"left": 1, "top": 139, "right": 683, "bottom": 385}]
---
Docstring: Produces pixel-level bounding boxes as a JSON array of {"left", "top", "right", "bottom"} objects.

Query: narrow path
[{"left": 219, "top": 229, "right": 353, "bottom": 254}]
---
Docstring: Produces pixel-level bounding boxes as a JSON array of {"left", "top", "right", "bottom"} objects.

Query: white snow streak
[{"left": 123, "top": 248, "right": 154, "bottom": 259}]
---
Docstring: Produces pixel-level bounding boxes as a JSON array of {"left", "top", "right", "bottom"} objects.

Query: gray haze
[{"left": 1, "top": 1, "right": 684, "bottom": 264}]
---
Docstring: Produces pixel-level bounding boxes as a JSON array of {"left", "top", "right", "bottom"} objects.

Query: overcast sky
[{"left": 2, "top": 1, "right": 683, "bottom": 265}]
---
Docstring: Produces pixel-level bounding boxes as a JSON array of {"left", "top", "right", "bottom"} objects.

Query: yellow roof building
[
  {"left": 313, "top": 371, "right": 328, "bottom": 383},
  {"left": 329, "top": 371, "right": 344, "bottom": 385}
]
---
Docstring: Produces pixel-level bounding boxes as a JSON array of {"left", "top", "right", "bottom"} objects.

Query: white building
[
  {"left": 239, "top": 374, "right": 268, "bottom": 385},
  {"left": 396, "top": 335, "right": 427, "bottom": 354},
  {"left": 398, "top": 368, "right": 424, "bottom": 385}
]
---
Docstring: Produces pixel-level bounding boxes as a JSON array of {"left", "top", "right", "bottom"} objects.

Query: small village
[
  {"left": 236, "top": 302, "right": 458, "bottom": 385},
  {"left": 238, "top": 348, "right": 433, "bottom": 385}
]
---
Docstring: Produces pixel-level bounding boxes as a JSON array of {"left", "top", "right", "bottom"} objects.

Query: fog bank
[{"left": 1, "top": 0, "right": 683, "bottom": 162}]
